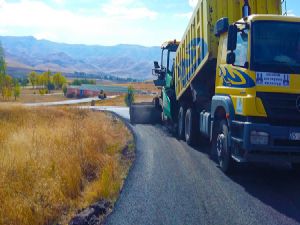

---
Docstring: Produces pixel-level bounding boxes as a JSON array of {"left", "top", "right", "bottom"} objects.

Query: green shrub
[{"left": 124, "top": 86, "right": 135, "bottom": 107}]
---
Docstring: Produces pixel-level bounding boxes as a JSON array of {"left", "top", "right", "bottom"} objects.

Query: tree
[
  {"left": 13, "top": 79, "right": 21, "bottom": 100},
  {"left": 2, "top": 75, "right": 13, "bottom": 100},
  {"left": 53, "top": 72, "right": 67, "bottom": 89},
  {"left": 0, "top": 42, "right": 6, "bottom": 96},
  {"left": 43, "top": 70, "right": 52, "bottom": 92},
  {"left": 71, "top": 79, "right": 95, "bottom": 86},
  {"left": 124, "top": 86, "right": 135, "bottom": 107},
  {"left": 19, "top": 78, "right": 29, "bottom": 88},
  {"left": 62, "top": 84, "right": 67, "bottom": 96},
  {"left": 28, "top": 71, "right": 37, "bottom": 89}
]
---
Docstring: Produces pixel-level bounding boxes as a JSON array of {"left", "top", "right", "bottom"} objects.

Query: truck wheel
[
  {"left": 185, "top": 108, "right": 196, "bottom": 146},
  {"left": 210, "top": 121, "right": 218, "bottom": 160},
  {"left": 178, "top": 106, "right": 186, "bottom": 140},
  {"left": 215, "top": 120, "right": 234, "bottom": 173}
]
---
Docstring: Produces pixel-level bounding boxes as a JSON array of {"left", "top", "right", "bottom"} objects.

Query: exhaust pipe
[{"left": 242, "top": 0, "right": 251, "bottom": 17}]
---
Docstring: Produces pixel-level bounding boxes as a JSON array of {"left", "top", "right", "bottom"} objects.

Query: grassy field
[
  {"left": 0, "top": 105, "right": 133, "bottom": 225},
  {"left": 113, "top": 81, "right": 159, "bottom": 93},
  {"left": 0, "top": 88, "right": 68, "bottom": 103},
  {"left": 0, "top": 81, "right": 159, "bottom": 104}
]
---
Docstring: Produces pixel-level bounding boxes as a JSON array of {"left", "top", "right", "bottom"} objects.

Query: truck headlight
[{"left": 250, "top": 131, "right": 269, "bottom": 145}]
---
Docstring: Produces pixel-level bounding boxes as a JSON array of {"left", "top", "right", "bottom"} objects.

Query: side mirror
[
  {"left": 215, "top": 17, "right": 229, "bottom": 37},
  {"left": 227, "top": 25, "right": 238, "bottom": 51},
  {"left": 154, "top": 61, "right": 160, "bottom": 69},
  {"left": 226, "top": 52, "right": 236, "bottom": 65}
]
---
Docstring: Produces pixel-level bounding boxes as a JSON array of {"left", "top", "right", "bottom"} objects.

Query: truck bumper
[{"left": 231, "top": 121, "right": 300, "bottom": 163}]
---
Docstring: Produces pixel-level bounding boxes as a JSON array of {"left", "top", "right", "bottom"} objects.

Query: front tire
[
  {"left": 214, "top": 120, "right": 234, "bottom": 173},
  {"left": 178, "top": 106, "right": 186, "bottom": 140}
]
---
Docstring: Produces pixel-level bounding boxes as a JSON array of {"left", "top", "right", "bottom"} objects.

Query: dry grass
[
  {"left": 0, "top": 105, "right": 133, "bottom": 225},
  {"left": 0, "top": 88, "right": 68, "bottom": 103},
  {"left": 113, "top": 82, "right": 159, "bottom": 93}
]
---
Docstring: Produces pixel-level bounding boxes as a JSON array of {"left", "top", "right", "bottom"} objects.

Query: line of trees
[
  {"left": 71, "top": 79, "right": 96, "bottom": 86},
  {"left": 0, "top": 43, "right": 21, "bottom": 100},
  {"left": 28, "top": 70, "right": 67, "bottom": 95}
]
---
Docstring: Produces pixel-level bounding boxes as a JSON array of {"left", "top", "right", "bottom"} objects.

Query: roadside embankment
[{"left": 0, "top": 104, "right": 134, "bottom": 225}]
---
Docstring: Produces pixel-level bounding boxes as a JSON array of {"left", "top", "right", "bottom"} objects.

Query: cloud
[
  {"left": 101, "top": 0, "right": 157, "bottom": 20},
  {"left": 52, "top": 0, "right": 64, "bottom": 5},
  {"left": 287, "top": 10, "right": 296, "bottom": 16},
  {"left": 0, "top": 0, "right": 159, "bottom": 46},
  {"left": 175, "top": 12, "right": 193, "bottom": 20},
  {"left": 188, "top": 0, "right": 198, "bottom": 8}
]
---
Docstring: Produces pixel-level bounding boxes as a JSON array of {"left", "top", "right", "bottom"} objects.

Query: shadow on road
[
  {"left": 155, "top": 125, "right": 300, "bottom": 223},
  {"left": 183, "top": 135, "right": 300, "bottom": 223},
  {"left": 200, "top": 144, "right": 300, "bottom": 223},
  {"left": 228, "top": 163, "right": 300, "bottom": 223}
]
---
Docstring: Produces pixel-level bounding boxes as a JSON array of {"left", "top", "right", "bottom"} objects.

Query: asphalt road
[{"left": 102, "top": 111, "right": 300, "bottom": 225}]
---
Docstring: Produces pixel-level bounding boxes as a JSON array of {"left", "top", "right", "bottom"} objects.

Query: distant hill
[{"left": 0, "top": 36, "right": 161, "bottom": 80}]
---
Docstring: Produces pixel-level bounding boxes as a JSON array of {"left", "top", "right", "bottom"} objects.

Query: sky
[{"left": 0, "top": 0, "right": 299, "bottom": 47}]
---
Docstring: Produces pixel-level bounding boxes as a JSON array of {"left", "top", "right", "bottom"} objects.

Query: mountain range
[{"left": 0, "top": 36, "right": 161, "bottom": 80}]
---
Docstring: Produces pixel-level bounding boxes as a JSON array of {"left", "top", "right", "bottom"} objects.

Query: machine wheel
[
  {"left": 213, "top": 120, "right": 234, "bottom": 173},
  {"left": 185, "top": 108, "right": 197, "bottom": 146},
  {"left": 178, "top": 106, "right": 186, "bottom": 140},
  {"left": 153, "top": 97, "right": 160, "bottom": 109}
]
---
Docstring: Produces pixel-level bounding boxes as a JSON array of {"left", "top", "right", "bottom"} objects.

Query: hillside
[{"left": 0, "top": 36, "right": 161, "bottom": 79}]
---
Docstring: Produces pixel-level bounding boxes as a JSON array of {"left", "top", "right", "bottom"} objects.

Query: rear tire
[
  {"left": 185, "top": 108, "right": 197, "bottom": 146},
  {"left": 178, "top": 106, "right": 186, "bottom": 140}
]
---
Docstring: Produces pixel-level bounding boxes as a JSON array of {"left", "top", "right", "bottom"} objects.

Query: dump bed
[{"left": 174, "top": 0, "right": 282, "bottom": 99}]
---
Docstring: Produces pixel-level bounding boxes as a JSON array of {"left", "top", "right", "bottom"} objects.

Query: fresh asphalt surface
[{"left": 98, "top": 107, "right": 300, "bottom": 225}]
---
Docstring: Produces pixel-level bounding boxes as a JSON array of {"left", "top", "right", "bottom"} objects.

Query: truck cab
[
  {"left": 214, "top": 15, "right": 300, "bottom": 168},
  {"left": 153, "top": 40, "right": 180, "bottom": 121}
]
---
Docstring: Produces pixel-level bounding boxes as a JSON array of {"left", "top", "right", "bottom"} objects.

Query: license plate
[{"left": 290, "top": 133, "right": 300, "bottom": 141}]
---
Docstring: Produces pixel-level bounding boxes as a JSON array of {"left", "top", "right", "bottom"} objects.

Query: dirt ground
[{"left": 0, "top": 88, "right": 68, "bottom": 103}]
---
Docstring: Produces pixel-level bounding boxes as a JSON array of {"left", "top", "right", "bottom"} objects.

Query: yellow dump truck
[{"left": 131, "top": 0, "right": 300, "bottom": 173}]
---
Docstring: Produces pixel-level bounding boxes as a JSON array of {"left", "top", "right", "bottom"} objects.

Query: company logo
[
  {"left": 296, "top": 96, "right": 300, "bottom": 112},
  {"left": 177, "top": 38, "right": 208, "bottom": 79},
  {"left": 219, "top": 66, "right": 255, "bottom": 88}
]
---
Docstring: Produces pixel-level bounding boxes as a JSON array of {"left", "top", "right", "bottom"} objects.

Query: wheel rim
[{"left": 217, "top": 133, "right": 226, "bottom": 162}]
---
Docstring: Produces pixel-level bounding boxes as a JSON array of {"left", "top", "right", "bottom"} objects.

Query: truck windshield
[
  {"left": 162, "top": 49, "right": 176, "bottom": 74},
  {"left": 252, "top": 21, "right": 300, "bottom": 74}
]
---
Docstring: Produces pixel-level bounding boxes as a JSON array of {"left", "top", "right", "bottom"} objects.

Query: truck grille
[{"left": 257, "top": 92, "right": 300, "bottom": 126}]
